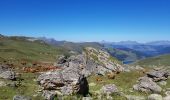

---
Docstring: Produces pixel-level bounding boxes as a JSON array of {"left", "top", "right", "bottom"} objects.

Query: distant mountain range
[{"left": 1, "top": 34, "right": 170, "bottom": 64}]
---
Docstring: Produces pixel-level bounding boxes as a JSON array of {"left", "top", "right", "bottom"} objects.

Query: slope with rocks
[{"left": 37, "top": 47, "right": 124, "bottom": 99}]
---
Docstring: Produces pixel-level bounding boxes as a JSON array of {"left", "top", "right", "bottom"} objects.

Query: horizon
[{"left": 0, "top": 0, "right": 170, "bottom": 42}]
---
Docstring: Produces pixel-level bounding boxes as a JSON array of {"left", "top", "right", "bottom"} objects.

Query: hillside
[
  {"left": 0, "top": 35, "right": 69, "bottom": 64},
  {"left": 134, "top": 54, "right": 170, "bottom": 66}
]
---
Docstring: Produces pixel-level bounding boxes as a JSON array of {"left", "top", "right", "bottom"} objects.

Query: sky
[{"left": 0, "top": 0, "right": 170, "bottom": 42}]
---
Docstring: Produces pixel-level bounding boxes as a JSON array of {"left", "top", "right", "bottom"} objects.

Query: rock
[
  {"left": 0, "top": 70, "right": 16, "bottom": 80},
  {"left": 13, "top": 95, "right": 31, "bottom": 100},
  {"left": 100, "top": 84, "right": 119, "bottom": 95},
  {"left": 7, "top": 82, "right": 18, "bottom": 87},
  {"left": 37, "top": 69, "right": 89, "bottom": 97},
  {"left": 165, "top": 91, "right": 170, "bottom": 96},
  {"left": 42, "top": 90, "right": 56, "bottom": 100},
  {"left": 82, "top": 97, "right": 92, "bottom": 100},
  {"left": 147, "top": 70, "right": 169, "bottom": 82},
  {"left": 0, "top": 81, "right": 6, "bottom": 87},
  {"left": 148, "top": 94, "right": 163, "bottom": 100},
  {"left": 163, "top": 96, "right": 170, "bottom": 100},
  {"left": 125, "top": 95, "right": 145, "bottom": 100},
  {"left": 158, "top": 81, "right": 167, "bottom": 86},
  {"left": 133, "top": 76, "right": 162, "bottom": 93},
  {"left": 60, "top": 85, "right": 73, "bottom": 95}
]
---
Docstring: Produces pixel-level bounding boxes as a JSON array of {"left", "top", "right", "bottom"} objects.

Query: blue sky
[{"left": 0, "top": 0, "right": 170, "bottom": 42}]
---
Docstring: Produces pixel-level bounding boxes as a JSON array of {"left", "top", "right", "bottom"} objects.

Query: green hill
[
  {"left": 134, "top": 54, "right": 170, "bottom": 66},
  {"left": 0, "top": 36, "right": 68, "bottom": 64}
]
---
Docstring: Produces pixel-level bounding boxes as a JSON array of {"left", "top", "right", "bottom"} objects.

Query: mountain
[
  {"left": 39, "top": 37, "right": 104, "bottom": 53},
  {"left": 102, "top": 41, "right": 170, "bottom": 63},
  {"left": 134, "top": 54, "right": 170, "bottom": 66}
]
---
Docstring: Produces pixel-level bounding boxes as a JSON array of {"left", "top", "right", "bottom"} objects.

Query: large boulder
[
  {"left": 37, "top": 67, "right": 89, "bottom": 97},
  {"left": 147, "top": 69, "right": 169, "bottom": 82},
  {"left": 133, "top": 76, "right": 162, "bottom": 93}
]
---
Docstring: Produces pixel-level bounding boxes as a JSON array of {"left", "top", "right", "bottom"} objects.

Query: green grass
[
  {"left": 134, "top": 54, "right": 170, "bottom": 67},
  {"left": 0, "top": 73, "right": 43, "bottom": 100},
  {"left": 0, "top": 37, "right": 69, "bottom": 64},
  {"left": 87, "top": 71, "right": 149, "bottom": 99}
]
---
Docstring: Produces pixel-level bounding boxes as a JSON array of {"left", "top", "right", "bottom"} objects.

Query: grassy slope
[
  {"left": 134, "top": 54, "right": 170, "bottom": 66},
  {"left": 0, "top": 37, "right": 68, "bottom": 63}
]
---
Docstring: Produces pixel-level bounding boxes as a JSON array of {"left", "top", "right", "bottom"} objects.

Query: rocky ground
[{"left": 0, "top": 47, "right": 170, "bottom": 100}]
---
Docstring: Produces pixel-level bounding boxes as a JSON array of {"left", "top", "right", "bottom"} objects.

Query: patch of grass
[
  {"left": 0, "top": 73, "right": 43, "bottom": 100},
  {"left": 88, "top": 71, "right": 149, "bottom": 98}
]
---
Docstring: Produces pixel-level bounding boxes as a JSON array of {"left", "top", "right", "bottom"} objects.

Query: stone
[
  {"left": 133, "top": 76, "right": 162, "bottom": 93},
  {"left": 100, "top": 84, "right": 119, "bottom": 95},
  {"left": 147, "top": 70, "right": 169, "bottom": 82},
  {"left": 125, "top": 95, "right": 145, "bottom": 100},
  {"left": 13, "top": 95, "right": 31, "bottom": 100},
  {"left": 148, "top": 94, "right": 163, "bottom": 100},
  {"left": 163, "top": 96, "right": 170, "bottom": 100},
  {"left": 42, "top": 90, "right": 56, "bottom": 100}
]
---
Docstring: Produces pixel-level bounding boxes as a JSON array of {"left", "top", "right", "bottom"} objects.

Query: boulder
[
  {"left": 37, "top": 68, "right": 89, "bottom": 97},
  {"left": 147, "top": 70, "right": 169, "bottom": 82},
  {"left": 133, "top": 76, "right": 162, "bottom": 93},
  {"left": 148, "top": 94, "right": 163, "bottom": 100},
  {"left": 13, "top": 95, "right": 31, "bottom": 100},
  {"left": 0, "top": 70, "right": 16, "bottom": 80},
  {"left": 100, "top": 84, "right": 119, "bottom": 95}
]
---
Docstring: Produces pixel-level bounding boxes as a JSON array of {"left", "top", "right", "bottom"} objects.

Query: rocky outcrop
[
  {"left": 37, "top": 67, "right": 89, "bottom": 98},
  {"left": 147, "top": 69, "right": 169, "bottom": 82},
  {"left": 55, "top": 47, "right": 123, "bottom": 76},
  {"left": 133, "top": 76, "right": 162, "bottom": 93}
]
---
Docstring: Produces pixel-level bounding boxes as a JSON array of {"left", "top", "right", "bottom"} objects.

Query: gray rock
[
  {"left": 125, "top": 95, "right": 145, "bottom": 100},
  {"left": 60, "top": 85, "right": 73, "bottom": 95},
  {"left": 148, "top": 94, "right": 163, "bottom": 100},
  {"left": 42, "top": 90, "right": 56, "bottom": 100},
  {"left": 0, "top": 70, "right": 16, "bottom": 80},
  {"left": 13, "top": 95, "right": 31, "bottom": 100},
  {"left": 100, "top": 84, "right": 119, "bottom": 94},
  {"left": 163, "top": 96, "right": 170, "bottom": 100},
  {"left": 133, "top": 76, "right": 162, "bottom": 93},
  {"left": 147, "top": 70, "right": 169, "bottom": 82}
]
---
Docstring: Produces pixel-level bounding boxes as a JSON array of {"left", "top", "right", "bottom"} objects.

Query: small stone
[
  {"left": 0, "top": 81, "right": 6, "bottom": 87},
  {"left": 148, "top": 94, "right": 163, "bottom": 100},
  {"left": 13, "top": 95, "right": 31, "bottom": 100},
  {"left": 100, "top": 84, "right": 119, "bottom": 95}
]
